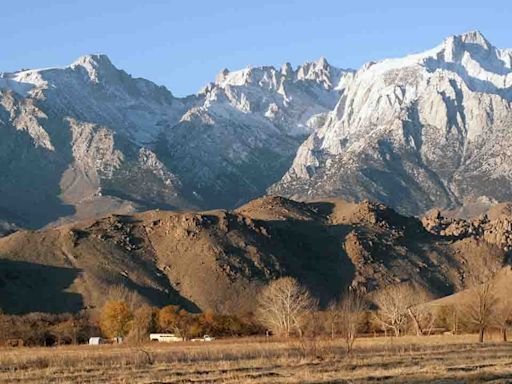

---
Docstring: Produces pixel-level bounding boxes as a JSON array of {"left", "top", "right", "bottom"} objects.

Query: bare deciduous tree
[
  {"left": 462, "top": 253, "right": 502, "bottom": 343},
  {"left": 256, "top": 277, "right": 317, "bottom": 338},
  {"left": 373, "top": 284, "right": 411, "bottom": 337},
  {"left": 406, "top": 289, "right": 436, "bottom": 336},
  {"left": 338, "top": 290, "right": 367, "bottom": 354},
  {"left": 325, "top": 301, "right": 340, "bottom": 339},
  {"left": 492, "top": 297, "right": 512, "bottom": 342},
  {"left": 106, "top": 285, "right": 146, "bottom": 311},
  {"left": 374, "top": 284, "right": 436, "bottom": 337}
]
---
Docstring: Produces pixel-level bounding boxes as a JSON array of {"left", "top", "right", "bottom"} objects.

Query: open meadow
[{"left": 0, "top": 335, "right": 512, "bottom": 383}]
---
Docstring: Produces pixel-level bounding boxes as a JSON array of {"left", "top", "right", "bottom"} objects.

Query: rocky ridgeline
[
  {"left": 0, "top": 53, "right": 350, "bottom": 228},
  {"left": 422, "top": 209, "right": 512, "bottom": 251}
]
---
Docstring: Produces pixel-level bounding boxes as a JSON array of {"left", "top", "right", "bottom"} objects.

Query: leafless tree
[
  {"left": 301, "top": 310, "right": 324, "bottom": 338},
  {"left": 492, "top": 297, "right": 512, "bottom": 342},
  {"left": 373, "top": 284, "right": 412, "bottom": 337},
  {"left": 338, "top": 290, "right": 367, "bottom": 354},
  {"left": 256, "top": 277, "right": 318, "bottom": 338},
  {"left": 325, "top": 301, "right": 340, "bottom": 339},
  {"left": 406, "top": 289, "right": 436, "bottom": 336},
  {"left": 461, "top": 253, "right": 502, "bottom": 343},
  {"left": 374, "top": 283, "right": 436, "bottom": 337},
  {"left": 106, "top": 285, "right": 146, "bottom": 312}
]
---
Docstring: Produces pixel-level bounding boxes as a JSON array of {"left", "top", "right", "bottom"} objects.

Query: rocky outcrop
[
  {"left": 422, "top": 206, "right": 512, "bottom": 251},
  {"left": 1, "top": 197, "right": 505, "bottom": 314}
]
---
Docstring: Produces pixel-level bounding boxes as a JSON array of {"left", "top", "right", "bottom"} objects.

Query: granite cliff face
[
  {"left": 271, "top": 31, "right": 512, "bottom": 216},
  {"left": 158, "top": 58, "right": 352, "bottom": 208}
]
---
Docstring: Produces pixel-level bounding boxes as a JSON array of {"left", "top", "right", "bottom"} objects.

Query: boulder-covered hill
[{"left": 0, "top": 196, "right": 505, "bottom": 315}]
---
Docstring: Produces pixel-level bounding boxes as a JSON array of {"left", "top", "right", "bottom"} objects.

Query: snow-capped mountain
[
  {"left": 0, "top": 54, "right": 198, "bottom": 227},
  {"left": 157, "top": 58, "right": 352, "bottom": 208},
  {"left": 270, "top": 31, "right": 512, "bottom": 215},
  {"left": 0, "top": 54, "right": 350, "bottom": 227},
  {"left": 3, "top": 31, "right": 512, "bottom": 227}
]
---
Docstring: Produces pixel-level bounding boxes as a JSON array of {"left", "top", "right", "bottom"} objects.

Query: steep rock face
[
  {"left": 271, "top": 31, "right": 512, "bottom": 216},
  {"left": 0, "top": 55, "right": 195, "bottom": 227},
  {"left": 157, "top": 59, "right": 352, "bottom": 208},
  {"left": 0, "top": 56, "right": 350, "bottom": 227}
]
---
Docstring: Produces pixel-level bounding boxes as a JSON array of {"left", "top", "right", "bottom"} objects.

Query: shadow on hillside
[
  {"left": 307, "top": 201, "right": 338, "bottom": 217},
  {"left": 261, "top": 217, "right": 355, "bottom": 307},
  {"left": 0, "top": 259, "right": 83, "bottom": 314},
  {"left": 0, "top": 117, "right": 77, "bottom": 229},
  {"left": 122, "top": 275, "right": 201, "bottom": 313},
  {"left": 280, "top": 200, "right": 466, "bottom": 299}
]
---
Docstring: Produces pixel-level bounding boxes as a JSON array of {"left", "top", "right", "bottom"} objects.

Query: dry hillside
[{"left": 0, "top": 196, "right": 507, "bottom": 314}]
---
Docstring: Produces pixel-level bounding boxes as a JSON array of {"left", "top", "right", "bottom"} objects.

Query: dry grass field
[{"left": 0, "top": 335, "right": 512, "bottom": 383}]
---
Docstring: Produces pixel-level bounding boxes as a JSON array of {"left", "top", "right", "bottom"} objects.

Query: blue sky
[{"left": 1, "top": 1, "right": 510, "bottom": 96}]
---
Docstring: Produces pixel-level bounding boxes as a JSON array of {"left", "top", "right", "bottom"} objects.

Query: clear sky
[{"left": 1, "top": 0, "right": 510, "bottom": 96}]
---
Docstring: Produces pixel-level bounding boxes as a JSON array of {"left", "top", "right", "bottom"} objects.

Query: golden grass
[{"left": 0, "top": 335, "right": 511, "bottom": 383}]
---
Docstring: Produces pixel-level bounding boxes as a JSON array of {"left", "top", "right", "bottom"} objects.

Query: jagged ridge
[
  {"left": 271, "top": 31, "right": 512, "bottom": 216},
  {"left": 0, "top": 55, "right": 351, "bottom": 227}
]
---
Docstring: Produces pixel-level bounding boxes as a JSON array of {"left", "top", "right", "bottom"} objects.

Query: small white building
[
  {"left": 149, "top": 333, "right": 184, "bottom": 343},
  {"left": 89, "top": 337, "right": 123, "bottom": 345},
  {"left": 88, "top": 337, "right": 107, "bottom": 345}
]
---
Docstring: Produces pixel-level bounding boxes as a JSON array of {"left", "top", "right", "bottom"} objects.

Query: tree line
[
  {"left": 255, "top": 252, "right": 512, "bottom": 347},
  {"left": 0, "top": 253, "right": 510, "bottom": 347}
]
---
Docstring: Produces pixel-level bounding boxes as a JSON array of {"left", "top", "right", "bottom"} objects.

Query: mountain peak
[
  {"left": 72, "top": 54, "right": 113, "bottom": 68},
  {"left": 215, "top": 68, "right": 230, "bottom": 83},
  {"left": 281, "top": 62, "right": 293, "bottom": 76},
  {"left": 442, "top": 30, "right": 494, "bottom": 55},
  {"left": 70, "top": 54, "right": 116, "bottom": 82},
  {"left": 315, "top": 56, "right": 329, "bottom": 69},
  {"left": 456, "top": 30, "right": 490, "bottom": 47}
]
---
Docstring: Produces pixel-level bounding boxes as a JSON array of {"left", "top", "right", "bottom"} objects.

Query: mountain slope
[
  {"left": 0, "top": 55, "right": 196, "bottom": 227},
  {"left": 0, "top": 196, "right": 505, "bottom": 314},
  {"left": 0, "top": 56, "right": 350, "bottom": 227},
  {"left": 271, "top": 31, "right": 512, "bottom": 216},
  {"left": 3, "top": 31, "right": 512, "bottom": 225},
  {"left": 150, "top": 58, "right": 352, "bottom": 208}
]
